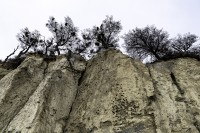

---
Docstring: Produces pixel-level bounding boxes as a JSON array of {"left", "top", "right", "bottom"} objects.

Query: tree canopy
[
  {"left": 3, "top": 15, "right": 200, "bottom": 67},
  {"left": 16, "top": 28, "right": 42, "bottom": 57},
  {"left": 123, "top": 26, "right": 199, "bottom": 62},
  {"left": 81, "top": 16, "right": 122, "bottom": 57},
  {"left": 123, "top": 25, "right": 170, "bottom": 60},
  {"left": 171, "top": 33, "right": 198, "bottom": 54},
  {"left": 46, "top": 16, "right": 81, "bottom": 55}
]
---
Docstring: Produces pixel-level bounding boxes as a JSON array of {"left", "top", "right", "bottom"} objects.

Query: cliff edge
[{"left": 0, "top": 50, "right": 200, "bottom": 133}]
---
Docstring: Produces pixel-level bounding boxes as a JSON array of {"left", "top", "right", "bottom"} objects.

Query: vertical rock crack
[{"left": 170, "top": 73, "right": 184, "bottom": 95}]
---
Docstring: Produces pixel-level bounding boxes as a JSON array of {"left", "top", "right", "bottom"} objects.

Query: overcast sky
[{"left": 0, "top": 0, "right": 200, "bottom": 59}]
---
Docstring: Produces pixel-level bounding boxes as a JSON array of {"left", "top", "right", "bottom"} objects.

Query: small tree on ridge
[{"left": 123, "top": 25, "right": 170, "bottom": 61}]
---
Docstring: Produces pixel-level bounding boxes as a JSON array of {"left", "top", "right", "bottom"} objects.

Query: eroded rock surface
[
  {"left": 0, "top": 66, "right": 11, "bottom": 80},
  {"left": 0, "top": 55, "right": 86, "bottom": 133},
  {"left": 1, "top": 50, "right": 200, "bottom": 133},
  {"left": 65, "top": 50, "right": 200, "bottom": 133},
  {"left": 148, "top": 58, "right": 200, "bottom": 133},
  {"left": 65, "top": 50, "right": 155, "bottom": 133}
]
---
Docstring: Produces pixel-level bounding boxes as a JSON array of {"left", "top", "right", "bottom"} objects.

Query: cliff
[{"left": 0, "top": 50, "right": 200, "bottom": 133}]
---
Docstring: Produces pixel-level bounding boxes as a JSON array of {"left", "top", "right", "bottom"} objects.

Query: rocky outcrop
[
  {"left": 0, "top": 55, "right": 86, "bottom": 133},
  {"left": 148, "top": 58, "right": 200, "bottom": 133},
  {"left": 65, "top": 50, "right": 155, "bottom": 133},
  {"left": 1, "top": 50, "right": 200, "bottom": 133},
  {"left": 65, "top": 50, "right": 200, "bottom": 133}
]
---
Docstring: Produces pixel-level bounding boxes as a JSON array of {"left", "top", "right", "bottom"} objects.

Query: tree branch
[{"left": 3, "top": 46, "right": 19, "bottom": 64}]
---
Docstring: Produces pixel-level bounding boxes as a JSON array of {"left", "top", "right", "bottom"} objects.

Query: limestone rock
[
  {"left": 0, "top": 56, "right": 46, "bottom": 132},
  {"left": 148, "top": 58, "right": 200, "bottom": 133},
  {"left": 0, "top": 55, "right": 86, "bottom": 133},
  {"left": 0, "top": 66, "right": 11, "bottom": 80},
  {"left": 65, "top": 50, "right": 200, "bottom": 133},
  {"left": 65, "top": 50, "right": 155, "bottom": 133},
  {"left": 1, "top": 50, "right": 200, "bottom": 133}
]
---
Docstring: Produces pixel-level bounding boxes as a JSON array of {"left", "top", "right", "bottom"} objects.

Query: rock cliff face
[
  {"left": 0, "top": 50, "right": 200, "bottom": 133},
  {"left": 0, "top": 67, "right": 11, "bottom": 80},
  {"left": 0, "top": 55, "right": 86, "bottom": 133}
]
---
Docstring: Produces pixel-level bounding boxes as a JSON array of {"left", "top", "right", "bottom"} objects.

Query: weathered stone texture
[
  {"left": 65, "top": 50, "right": 156, "bottom": 133},
  {"left": 148, "top": 58, "right": 200, "bottom": 133},
  {"left": 65, "top": 50, "right": 200, "bottom": 133},
  {"left": 1, "top": 50, "right": 200, "bottom": 133},
  {"left": 0, "top": 66, "right": 11, "bottom": 80},
  {"left": 0, "top": 55, "right": 86, "bottom": 133}
]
